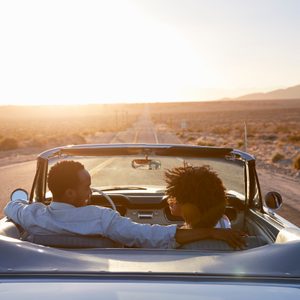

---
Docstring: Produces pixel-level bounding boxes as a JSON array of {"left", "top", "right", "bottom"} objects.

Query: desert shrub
[
  {"left": 0, "top": 138, "right": 19, "bottom": 150},
  {"left": 210, "top": 126, "right": 231, "bottom": 135},
  {"left": 293, "top": 154, "right": 300, "bottom": 170},
  {"left": 288, "top": 135, "right": 300, "bottom": 143},
  {"left": 272, "top": 152, "right": 285, "bottom": 163},
  {"left": 28, "top": 137, "right": 47, "bottom": 148},
  {"left": 68, "top": 134, "right": 86, "bottom": 145},
  {"left": 279, "top": 136, "right": 288, "bottom": 142},
  {"left": 260, "top": 134, "right": 278, "bottom": 141},
  {"left": 48, "top": 136, "right": 60, "bottom": 145},
  {"left": 196, "top": 128, "right": 203, "bottom": 133},
  {"left": 247, "top": 125, "right": 258, "bottom": 135},
  {"left": 196, "top": 140, "right": 215, "bottom": 146},
  {"left": 276, "top": 125, "right": 290, "bottom": 133},
  {"left": 237, "top": 141, "right": 244, "bottom": 148},
  {"left": 187, "top": 136, "right": 195, "bottom": 142},
  {"left": 82, "top": 130, "right": 94, "bottom": 136}
]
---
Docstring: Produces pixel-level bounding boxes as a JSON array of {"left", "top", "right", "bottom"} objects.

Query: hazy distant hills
[{"left": 232, "top": 84, "right": 300, "bottom": 100}]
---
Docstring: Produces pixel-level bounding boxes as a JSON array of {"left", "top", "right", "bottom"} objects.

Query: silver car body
[{"left": 1, "top": 144, "right": 300, "bottom": 297}]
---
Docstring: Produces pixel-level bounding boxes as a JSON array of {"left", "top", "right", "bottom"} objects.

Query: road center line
[
  {"left": 133, "top": 130, "right": 139, "bottom": 143},
  {"left": 153, "top": 128, "right": 159, "bottom": 144},
  {"left": 89, "top": 157, "right": 117, "bottom": 176}
]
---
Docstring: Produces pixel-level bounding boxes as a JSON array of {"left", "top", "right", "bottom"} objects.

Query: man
[{"left": 5, "top": 160, "right": 245, "bottom": 249}]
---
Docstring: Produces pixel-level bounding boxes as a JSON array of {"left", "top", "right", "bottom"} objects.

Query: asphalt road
[
  {"left": 0, "top": 115, "right": 162, "bottom": 214},
  {"left": 0, "top": 114, "right": 299, "bottom": 226},
  {"left": 0, "top": 161, "right": 36, "bottom": 213}
]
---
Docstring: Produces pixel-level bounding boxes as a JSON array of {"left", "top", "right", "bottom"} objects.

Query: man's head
[
  {"left": 165, "top": 165, "right": 226, "bottom": 228},
  {"left": 47, "top": 160, "right": 91, "bottom": 207}
]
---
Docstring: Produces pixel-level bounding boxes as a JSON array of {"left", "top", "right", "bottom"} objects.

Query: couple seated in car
[{"left": 5, "top": 160, "right": 244, "bottom": 249}]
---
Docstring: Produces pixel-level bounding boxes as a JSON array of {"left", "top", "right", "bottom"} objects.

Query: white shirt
[
  {"left": 215, "top": 215, "right": 231, "bottom": 229},
  {"left": 4, "top": 200, "right": 177, "bottom": 249}
]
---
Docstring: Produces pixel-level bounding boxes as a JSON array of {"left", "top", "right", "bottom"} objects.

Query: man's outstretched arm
[{"left": 175, "top": 228, "right": 246, "bottom": 249}]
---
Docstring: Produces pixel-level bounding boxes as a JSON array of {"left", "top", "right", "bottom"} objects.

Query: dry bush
[
  {"left": 197, "top": 141, "right": 215, "bottom": 146},
  {"left": 259, "top": 134, "right": 278, "bottom": 141},
  {"left": 27, "top": 137, "right": 47, "bottom": 148},
  {"left": 210, "top": 126, "right": 232, "bottom": 135},
  {"left": 176, "top": 132, "right": 185, "bottom": 138},
  {"left": 0, "top": 138, "right": 19, "bottom": 150},
  {"left": 0, "top": 104, "right": 144, "bottom": 152},
  {"left": 67, "top": 134, "right": 86, "bottom": 145},
  {"left": 149, "top": 99, "right": 300, "bottom": 176},
  {"left": 288, "top": 135, "right": 300, "bottom": 143},
  {"left": 276, "top": 125, "right": 291, "bottom": 133},
  {"left": 196, "top": 139, "right": 215, "bottom": 146},
  {"left": 187, "top": 136, "right": 196, "bottom": 142},
  {"left": 294, "top": 154, "right": 300, "bottom": 170},
  {"left": 236, "top": 140, "right": 244, "bottom": 148},
  {"left": 272, "top": 153, "right": 285, "bottom": 163},
  {"left": 247, "top": 125, "right": 259, "bottom": 136}
]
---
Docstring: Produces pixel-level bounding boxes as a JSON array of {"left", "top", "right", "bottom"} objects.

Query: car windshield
[{"left": 48, "top": 155, "right": 245, "bottom": 196}]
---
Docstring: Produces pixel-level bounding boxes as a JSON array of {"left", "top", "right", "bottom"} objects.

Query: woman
[{"left": 165, "top": 164, "right": 230, "bottom": 229}]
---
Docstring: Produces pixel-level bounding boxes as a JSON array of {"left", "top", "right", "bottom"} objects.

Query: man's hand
[{"left": 211, "top": 229, "right": 247, "bottom": 249}]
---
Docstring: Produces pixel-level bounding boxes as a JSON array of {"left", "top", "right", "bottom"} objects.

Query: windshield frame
[{"left": 30, "top": 144, "right": 257, "bottom": 207}]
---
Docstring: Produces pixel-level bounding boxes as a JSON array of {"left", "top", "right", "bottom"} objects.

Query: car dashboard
[{"left": 88, "top": 190, "right": 245, "bottom": 229}]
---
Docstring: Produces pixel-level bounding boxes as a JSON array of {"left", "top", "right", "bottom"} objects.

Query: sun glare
[
  {"left": 0, "top": 1, "right": 218, "bottom": 105},
  {"left": 0, "top": 1, "right": 299, "bottom": 105}
]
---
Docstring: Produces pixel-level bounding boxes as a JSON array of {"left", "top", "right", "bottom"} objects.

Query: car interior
[{"left": 0, "top": 190, "right": 278, "bottom": 251}]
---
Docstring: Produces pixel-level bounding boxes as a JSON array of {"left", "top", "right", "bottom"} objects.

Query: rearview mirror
[
  {"left": 10, "top": 188, "right": 29, "bottom": 202},
  {"left": 131, "top": 159, "right": 161, "bottom": 170}
]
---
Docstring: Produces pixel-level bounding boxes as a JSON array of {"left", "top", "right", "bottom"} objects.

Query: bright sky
[{"left": 0, "top": 0, "right": 299, "bottom": 105}]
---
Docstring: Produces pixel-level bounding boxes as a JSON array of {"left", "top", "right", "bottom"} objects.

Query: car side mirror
[
  {"left": 264, "top": 191, "right": 282, "bottom": 210},
  {"left": 10, "top": 189, "right": 29, "bottom": 202}
]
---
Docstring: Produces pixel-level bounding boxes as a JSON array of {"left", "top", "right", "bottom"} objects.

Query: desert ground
[{"left": 0, "top": 99, "right": 299, "bottom": 225}]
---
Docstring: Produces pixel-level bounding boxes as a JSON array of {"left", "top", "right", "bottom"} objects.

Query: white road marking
[
  {"left": 153, "top": 128, "right": 159, "bottom": 144},
  {"left": 133, "top": 130, "right": 139, "bottom": 143},
  {"left": 89, "top": 157, "right": 117, "bottom": 176},
  {"left": 110, "top": 132, "right": 121, "bottom": 144}
]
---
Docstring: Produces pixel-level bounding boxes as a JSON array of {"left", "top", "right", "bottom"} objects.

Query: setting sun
[{"left": 0, "top": 0, "right": 299, "bottom": 105}]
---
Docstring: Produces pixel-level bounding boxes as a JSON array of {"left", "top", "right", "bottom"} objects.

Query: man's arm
[
  {"left": 175, "top": 228, "right": 246, "bottom": 249},
  {"left": 90, "top": 207, "right": 246, "bottom": 249},
  {"left": 4, "top": 199, "right": 28, "bottom": 226}
]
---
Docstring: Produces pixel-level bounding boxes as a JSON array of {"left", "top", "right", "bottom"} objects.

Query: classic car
[{"left": 0, "top": 143, "right": 300, "bottom": 299}]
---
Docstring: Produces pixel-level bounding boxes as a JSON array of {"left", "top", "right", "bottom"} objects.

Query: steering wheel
[{"left": 91, "top": 188, "right": 117, "bottom": 211}]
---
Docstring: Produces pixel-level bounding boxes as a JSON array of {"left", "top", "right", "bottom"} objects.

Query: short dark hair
[
  {"left": 48, "top": 160, "right": 84, "bottom": 198},
  {"left": 165, "top": 165, "right": 227, "bottom": 227}
]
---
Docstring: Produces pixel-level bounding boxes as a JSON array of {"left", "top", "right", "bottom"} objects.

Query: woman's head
[{"left": 165, "top": 165, "right": 227, "bottom": 228}]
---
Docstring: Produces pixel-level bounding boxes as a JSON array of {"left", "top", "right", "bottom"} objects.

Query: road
[
  {"left": 0, "top": 115, "right": 164, "bottom": 213},
  {"left": 257, "top": 169, "right": 300, "bottom": 226},
  {"left": 0, "top": 113, "right": 299, "bottom": 226}
]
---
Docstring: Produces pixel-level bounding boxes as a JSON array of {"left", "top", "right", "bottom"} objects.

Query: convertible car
[{"left": 0, "top": 143, "right": 300, "bottom": 298}]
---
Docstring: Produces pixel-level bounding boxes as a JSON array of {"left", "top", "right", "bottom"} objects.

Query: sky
[{"left": 0, "top": 0, "right": 299, "bottom": 105}]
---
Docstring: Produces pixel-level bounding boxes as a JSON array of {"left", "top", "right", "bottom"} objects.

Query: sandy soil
[{"left": 155, "top": 123, "right": 300, "bottom": 227}]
